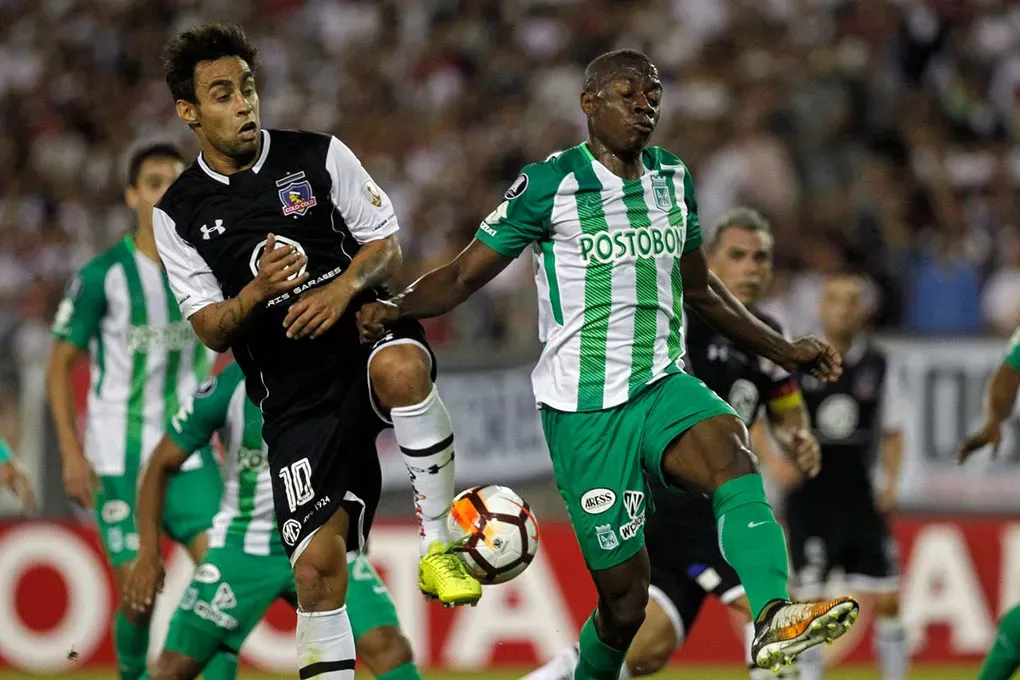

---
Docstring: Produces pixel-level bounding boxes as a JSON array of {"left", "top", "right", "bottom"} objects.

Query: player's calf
[
  {"left": 623, "top": 596, "right": 679, "bottom": 677},
  {"left": 357, "top": 626, "right": 418, "bottom": 678},
  {"left": 873, "top": 590, "right": 907, "bottom": 680},
  {"left": 114, "top": 564, "right": 154, "bottom": 680}
]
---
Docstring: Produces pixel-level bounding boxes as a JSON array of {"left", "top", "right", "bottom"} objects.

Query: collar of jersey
[
  {"left": 197, "top": 129, "right": 272, "bottom": 185},
  {"left": 579, "top": 141, "right": 653, "bottom": 182}
]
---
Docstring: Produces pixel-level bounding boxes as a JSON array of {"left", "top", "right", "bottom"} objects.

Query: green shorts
[
  {"left": 541, "top": 372, "right": 735, "bottom": 571},
  {"left": 164, "top": 550, "right": 401, "bottom": 662},
  {"left": 94, "top": 450, "right": 221, "bottom": 567}
]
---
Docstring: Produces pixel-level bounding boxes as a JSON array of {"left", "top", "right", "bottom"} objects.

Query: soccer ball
[{"left": 446, "top": 485, "right": 540, "bottom": 584}]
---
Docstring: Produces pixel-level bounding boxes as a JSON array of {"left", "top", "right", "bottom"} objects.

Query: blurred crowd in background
[{"left": 1, "top": 0, "right": 1020, "bottom": 431}]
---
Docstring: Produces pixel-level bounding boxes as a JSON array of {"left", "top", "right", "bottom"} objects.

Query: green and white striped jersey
[
  {"left": 52, "top": 236, "right": 214, "bottom": 475},
  {"left": 168, "top": 363, "right": 280, "bottom": 556},
  {"left": 475, "top": 143, "right": 702, "bottom": 412}
]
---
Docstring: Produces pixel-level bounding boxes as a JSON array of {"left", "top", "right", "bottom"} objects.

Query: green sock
[
  {"left": 377, "top": 662, "right": 423, "bottom": 679},
  {"left": 114, "top": 611, "right": 150, "bottom": 680},
  {"left": 979, "top": 603, "right": 1020, "bottom": 680},
  {"left": 575, "top": 612, "right": 627, "bottom": 680},
  {"left": 713, "top": 473, "right": 790, "bottom": 618},
  {"left": 202, "top": 650, "right": 239, "bottom": 679}
]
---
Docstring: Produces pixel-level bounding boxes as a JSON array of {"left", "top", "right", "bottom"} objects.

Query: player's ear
[
  {"left": 580, "top": 90, "right": 596, "bottom": 117},
  {"left": 124, "top": 185, "right": 139, "bottom": 211},
  {"left": 176, "top": 99, "right": 200, "bottom": 129}
]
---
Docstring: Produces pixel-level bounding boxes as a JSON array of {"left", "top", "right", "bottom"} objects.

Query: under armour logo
[{"left": 200, "top": 219, "right": 226, "bottom": 240}]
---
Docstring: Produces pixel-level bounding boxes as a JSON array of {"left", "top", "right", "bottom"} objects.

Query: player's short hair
[
  {"left": 583, "top": 49, "right": 656, "bottom": 94},
  {"left": 126, "top": 143, "right": 185, "bottom": 187},
  {"left": 161, "top": 23, "right": 258, "bottom": 103},
  {"left": 708, "top": 207, "right": 773, "bottom": 252}
]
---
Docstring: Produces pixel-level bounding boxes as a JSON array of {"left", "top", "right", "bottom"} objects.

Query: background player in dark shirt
[
  {"left": 153, "top": 24, "right": 477, "bottom": 680},
  {"left": 525, "top": 208, "right": 821, "bottom": 680},
  {"left": 791, "top": 273, "right": 907, "bottom": 680}
]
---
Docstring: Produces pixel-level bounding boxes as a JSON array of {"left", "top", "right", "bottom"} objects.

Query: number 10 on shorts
[{"left": 279, "top": 458, "right": 314, "bottom": 512}]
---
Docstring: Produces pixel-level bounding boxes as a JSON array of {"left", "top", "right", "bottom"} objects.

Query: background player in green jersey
[
  {"left": 956, "top": 328, "right": 1020, "bottom": 679},
  {"left": 359, "top": 49, "right": 859, "bottom": 679},
  {"left": 126, "top": 363, "right": 420, "bottom": 680},
  {"left": 0, "top": 438, "right": 36, "bottom": 514},
  {"left": 46, "top": 143, "right": 221, "bottom": 680}
]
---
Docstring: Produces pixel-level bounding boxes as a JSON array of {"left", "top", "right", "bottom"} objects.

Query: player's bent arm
[
  {"left": 135, "top": 435, "right": 192, "bottom": 562},
  {"left": 984, "top": 361, "right": 1020, "bottom": 429},
  {"left": 750, "top": 420, "right": 803, "bottom": 489},
  {"left": 334, "top": 233, "right": 402, "bottom": 298},
  {"left": 391, "top": 239, "right": 514, "bottom": 319},
  {"left": 681, "top": 248, "right": 792, "bottom": 367},
  {"left": 46, "top": 340, "right": 87, "bottom": 463},
  {"left": 880, "top": 430, "right": 903, "bottom": 493},
  {"left": 187, "top": 285, "right": 266, "bottom": 353}
]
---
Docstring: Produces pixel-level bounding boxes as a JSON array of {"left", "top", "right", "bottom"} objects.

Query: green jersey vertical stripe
[
  {"left": 192, "top": 340, "right": 210, "bottom": 383},
  {"left": 228, "top": 395, "right": 263, "bottom": 542},
  {"left": 119, "top": 238, "right": 148, "bottom": 477},
  {"left": 540, "top": 239, "right": 564, "bottom": 325},
  {"left": 662, "top": 167, "right": 686, "bottom": 361},
  {"left": 573, "top": 155, "right": 613, "bottom": 411},
  {"left": 622, "top": 178, "right": 658, "bottom": 396},
  {"left": 162, "top": 275, "right": 183, "bottom": 421},
  {"left": 93, "top": 334, "right": 106, "bottom": 395}
]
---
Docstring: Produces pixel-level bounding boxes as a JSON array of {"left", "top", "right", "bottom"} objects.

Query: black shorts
[
  {"left": 645, "top": 493, "right": 744, "bottom": 643},
  {"left": 264, "top": 319, "right": 435, "bottom": 563},
  {"left": 787, "top": 502, "right": 900, "bottom": 595}
]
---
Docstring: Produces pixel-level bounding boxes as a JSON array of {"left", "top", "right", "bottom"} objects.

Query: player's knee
[
  {"left": 356, "top": 626, "right": 415, "bottom": 674},
  {"left": 626, "top": 617, "right": 676, "bottom": 676},
  {"left": 368, "top": 344, "right": 432, "bottom": 409},
  {"left": 875, "top": 591, "right": 900, "bottom": 619},
  {"left": 118, "top": 601, "right": 153, "bottom": 626}
]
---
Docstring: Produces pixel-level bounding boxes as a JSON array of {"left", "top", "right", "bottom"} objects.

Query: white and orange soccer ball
[{"left": 446, "top": 484, "right": 540, "bottom": 584}]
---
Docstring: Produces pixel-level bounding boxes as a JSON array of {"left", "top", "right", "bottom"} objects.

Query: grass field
[{"left": 0, "top": 666, "right": 983, "bottom": 679}]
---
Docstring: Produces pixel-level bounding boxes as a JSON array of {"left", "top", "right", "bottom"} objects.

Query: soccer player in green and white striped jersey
[
  {"left": 46, "top": 143, "right": 221, "bottom": 680},
  {"left": 359, "top": 50, "right": 860, "bottom": 678},
  {"left": 126, "top": 363, "right": 420, "bottom": 680}
]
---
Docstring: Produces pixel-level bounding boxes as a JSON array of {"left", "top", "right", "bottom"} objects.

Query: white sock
[
  {"left": 521, "top": 645, "right": 578, "bottom": 680},
  {"left": 874, "top": 616, "right": 908, "bottom": 679},
  {"left": 296, "top": 605, "right": 356, "bottom": 679},
  {"left": 798, "top": 644, "right": 825, "bottom": 680},
  {"left": 391, "top": 386, "right": 457, "bottom": 554},
  {"left": 745, "top": 621, "right": 755, "bottom": 667}
]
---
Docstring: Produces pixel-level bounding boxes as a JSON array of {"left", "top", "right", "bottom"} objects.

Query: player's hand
[
  {"left": 126, "top": 552, "right": 165, "bottom": 614},
  {"left": 283, "top": 279, "right": 353, "bottom": 340},
  {"left": 253, "top": 233, "right": 309, "bottom": 302},
  {"left": 787, "top": 429, "right": 821, "bottom": 478},
  {"left": 954, "top": 420, "right": 1003, "bottom": 465},
  {"left": 0, "top": 461, "right": 36, "bottom": 515},
  {"left": 876, "top": 483, "right": 897, "bottom": 515},
  {"left": 357, "top": 300, "right": 401, "bottom": 344},
  {"left": 783, "top": 336, "right": 842, "bottom": 382},
  {"left": 62, "top": 454, "right": 98, "bottom": 509}
]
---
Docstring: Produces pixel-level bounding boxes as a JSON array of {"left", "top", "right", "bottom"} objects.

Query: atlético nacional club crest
[
  {"left": 651, "top": 175, "right": 672, "bottom": 211},
  {"left": 276, "top": 171, "right": 318, "bottom": 217}
]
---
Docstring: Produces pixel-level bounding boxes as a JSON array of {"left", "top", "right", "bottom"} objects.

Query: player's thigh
[
  {"left": 93, "top": 473, "right": 141, "bottom": 572},
  {"left": 638, "top": 372, "right": 748, "bottom": 494},
  {"left": 165, "top": 548, "right": 294, "bottom": 664},
  {"left": 163, "top": 450, "right": 222, "bottom": 558},
  {"left": 540, "top": 404, "right": 648, "bottom": 572}
]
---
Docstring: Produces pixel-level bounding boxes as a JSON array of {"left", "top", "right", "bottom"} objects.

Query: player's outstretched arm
[
  {"left": 681, "top": 247, "right": 842, "bottom": 382},
  {"left": 126, "top": 434, "right": 191, "bottom": 614},
  {"left": 357, "top": 239, "right": 513, "bottom": 343},
  {"left": 956, "top": 360, "right": 1020, "bottom": 463}
]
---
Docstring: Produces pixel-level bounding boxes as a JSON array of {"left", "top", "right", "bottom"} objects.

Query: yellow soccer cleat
[{"left": 418, "top": 540, "right": 482, "bottom": 607}]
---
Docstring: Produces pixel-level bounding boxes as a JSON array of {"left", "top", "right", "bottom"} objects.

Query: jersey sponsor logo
[
  {"left": 193, "top": 563, "right": 221, "bottom": 584},
  {"left": 126, "top": 321, "right": 197, "bottom": 353},
  {"left": 101, "top": 500, "right": 130, "bottom": 524},
  {"left": 619, "top": 490, "right": 646, "bottom": 541},
  {"left": 66, "top": 275, "right": 84, "bottom": 301},
  {"left": 238, "top": 446, "right": 269, "bottom": 472},
  {"left": 200, "top": 219, "right": 226, "bottom": 240},
  {"left": 816, "top": 393, "right": 860, "bottom": 440},
  {"left": 595, "top": 523, "right": 619, "bottom": 550},
  {"left": 651, "top": 175, "right": 672, "bottom": 211},
  {"left": 362, "top": 179, "right": 384, "bottom": 208},
  {"left": 579, "top": 488, "right": 616, "bottom": 515},
  {"left": 281, "top": 519, "right": 302, "bottom": 546},
  {"left": 52, "top": 298, "right": 75, "bottom": 336},
  {"left": 478, "top": 222, "right": 498, "bottom": 238},
  {"left": 195, "top": 376, "right": 218, "bottom": 398},
  {"left": 579, "top": 226, "right": 685, "bottom": 265},
  {"left": 481, "top": 201, "right": 509, "bottom": 231},
  {"left": 504, "top": 174, "right": 528, "bottom": 200},
  {"left": 728, "top": 378, "right": 760, "bottom": 426},
  {"left": 276, "top": 171, "right": 318, "bottom": 217}
]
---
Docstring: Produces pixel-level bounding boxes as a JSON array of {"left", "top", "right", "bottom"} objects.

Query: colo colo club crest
[{"left": 277, "top": 171, "right": 318, "bottom": 217}]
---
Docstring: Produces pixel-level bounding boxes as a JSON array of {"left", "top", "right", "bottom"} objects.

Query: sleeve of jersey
[
  {"left": 167, "top": 374, "right": 231, "bottom": 454},
  {"left": 474, "top": 167, "right": 553, "bottom": 258},
  {"left": 0, "top": 439, "right": 11, "bottom": 465},
  {"left": 152, "top": 207, "right": 225, "bottom": 319},
  {"left": 1005, "top": 327, "right": 1020, "bottom": 371},
  {"left": 326, "top": 136, "right": 399, "bottom": 244},
  {"left": 51, "top": 265, "right": 107, "bottom": 349},
  {"left": 679, "top": 161, "right": 702, "bottom": 253}
]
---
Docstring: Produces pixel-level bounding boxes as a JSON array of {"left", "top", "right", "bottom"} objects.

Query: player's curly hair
[
  {"left": 161, "top": 23, "right": 258, "bottom": 103},
  {"left": 583, "top": 49, "right": 656, "bottom": 94}
]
